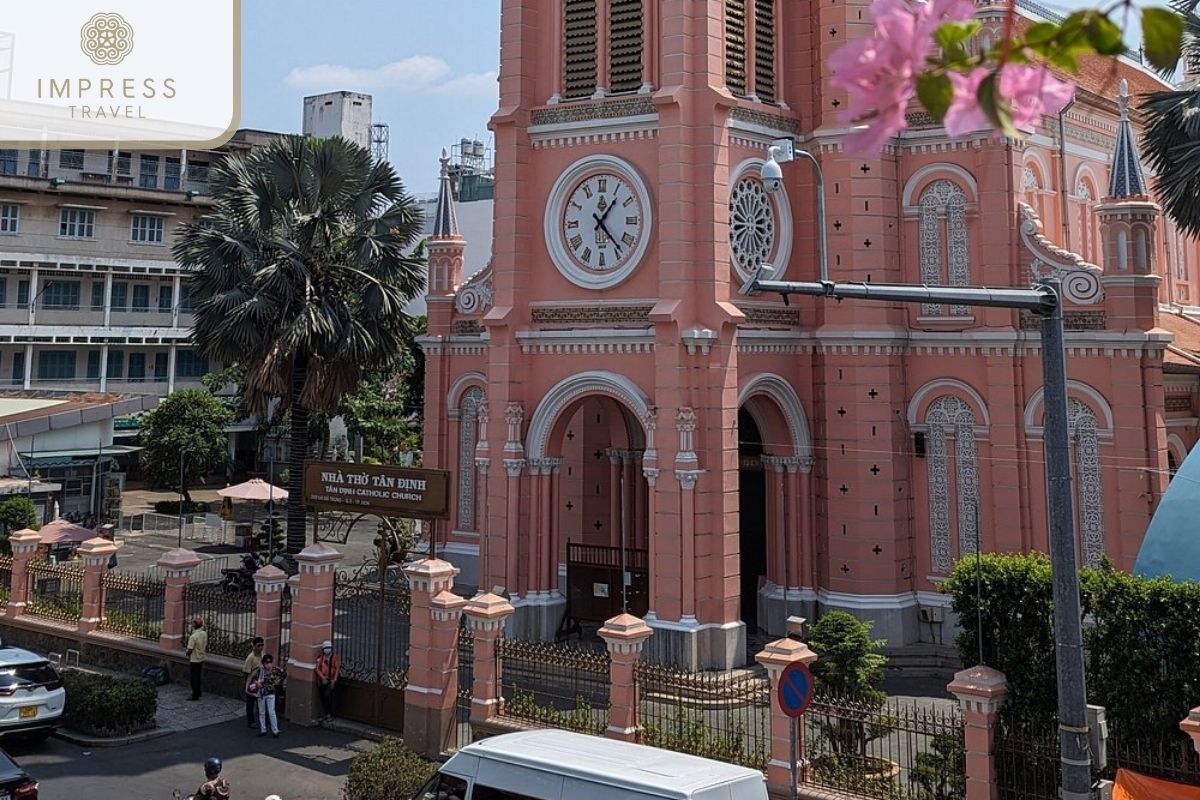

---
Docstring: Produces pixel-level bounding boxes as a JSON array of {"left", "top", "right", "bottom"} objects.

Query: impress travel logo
[{"left": 0, "top": 1, "right": 240, "bottom": 147}]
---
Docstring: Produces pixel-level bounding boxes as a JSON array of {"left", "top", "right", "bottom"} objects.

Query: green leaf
[
  {"left": 1022, "top": 22, "right": 1060, "bottom": 45},
  {"left": 977, "top": 71, "right": 1018, "bottom": 139},
  {"left": 916, "top": 72, "right": 954, "bottom": 122},
  {"left": 1143, "top": 7, "right": 1185, "bottom": 71},
  {"left": 935, "top": 20, "right": 982, "bottom": 50},
  {"left": 1084, "top": 14, "right": 1126, "bottom": 55}
]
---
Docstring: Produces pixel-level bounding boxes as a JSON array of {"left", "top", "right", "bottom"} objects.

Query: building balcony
[
  {"left": 108, "top": 309, "right": 176, "bottom": 328},
  {"left": 105, "top": 379, "right": 169, "bottom": 396},
  {"left": 33, "top": 308, "right": 106, "bottom": 327}
]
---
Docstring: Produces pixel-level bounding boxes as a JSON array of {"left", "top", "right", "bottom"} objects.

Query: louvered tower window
[
  {"left": 609, "top": 0, "right": 644, "bottom": 93},
  {"left": 726, "top": 0, "right": 749, "bottom": 96},
  {"left": 564, "top": 0, "right": 599, "bottom": 99},
  {"left": 754, "top": 0, "right": 776, "bottom": 103}
]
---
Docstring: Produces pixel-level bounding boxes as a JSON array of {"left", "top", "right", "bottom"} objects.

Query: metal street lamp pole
[
  {"left": 177, "top": 447, "right": 185, "bottom": 549},
  {"left": 751, "top": 141, "right": 1091, "bottom": 800}
]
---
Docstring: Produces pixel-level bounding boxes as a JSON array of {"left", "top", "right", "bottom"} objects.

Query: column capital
[
  {"left": 755, "top": 636, "right": 818, "bottom": 676},
  {"left": 253, "top": 565, "right": 288, "bottom": 594},
  {"left": 77, "top": 537, "right": 120, "bottom": 567},
  {"left": 475, "top": 457, "right": 490, "bottom": 475},
  {"left": 155, "top": 547, "right": 201, "bottom": 577},
  {"left": 464, "top": 591, "right": 516, "bottom": 632},
  {"left": 295, "top": 542, "right": 344, "bottom": 574},
  {"left": 675, "top": 469, "right": 704, "bottom": 491},
  {"left": 643, "top": 467, "right": 660, "bottom": 486},
  {"left": 431, "top": 589, "right": 468, "bottom": 622},
  {"left": 503, "top": 458, "right": 526, "bottom": 478},
  {"left": 404, "top": 558, "right": 460, "bottom": 593},
  {"left": 599, "top": 613, "right": 653, "bottom": 655},
  {"left": 9, "top": 529, "right": 41, "bottom": 557},
  {"left": 948, "top": 664, "right": 1008, "bottom": 714},
  {"left": 760, "top": 455, "right": 788, "bottom": 473}
]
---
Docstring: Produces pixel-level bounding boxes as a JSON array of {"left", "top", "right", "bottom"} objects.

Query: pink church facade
[{"left": 420, "top": 0, "right": 1200, "bottom": 669}]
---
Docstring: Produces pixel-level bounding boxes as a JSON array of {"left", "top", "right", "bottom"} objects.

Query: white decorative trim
[
  {"left": 1167, "top": 433, "right": 1187, "bottom": 464},
  {"left": 730, "top": 158, "right": 793, "bottom": 284},
  {"left": 1018, "top": 203, "right": 1103, "bottom": 305},
  {"left": 543, "top": 155, "right": 654, "bottom": 290},
  {"left": 675, "top": 407, "right": 697, "bottom": 465},
  {"left": 455, "top": 268, "right": 493, "bottom": 315},
  {"left": 681, "top": 327, "right": 718, "bottom": 355},
  {"left": 675, "top": 469, "right": 703, "bottom": 490},
  {"left": 1022, "top": 148, "right": 1052, "bottom": 188},
  {"left": 516, "top": 328, "right": 654, "bottom": 354},
  {"left": 525, "top": 371, "right": 652, "bottom": 460},
  {"left": 737, "top": 373, "right": 814, "bottom": 459},
  {"left": 901, "top": 163, "right": 980, "bottom": 208},
  {"left": 907, "top": 379, "right": 992, "bottom": 428},
  {"left": 447, "top": 372, "right": 487, "bottom": 415},
  {"left": 1023, "top": 380, "right": 1115, "bottom": 436},
  {"left": 1073, "top": 163, "right": 1102, "bottom": 198}
]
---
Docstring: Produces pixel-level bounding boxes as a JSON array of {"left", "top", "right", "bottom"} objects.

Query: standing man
[
  {"left": 242, "top": 636, "right": 264, "bottom": 727},
  {"left": 314, "top": 640, "right": 340, "bottom": 721},
  {"left": 186, "top": 616, "right": 208, "bottom": 701}
]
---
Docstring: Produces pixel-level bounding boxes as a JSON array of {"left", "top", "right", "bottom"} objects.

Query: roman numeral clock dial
[{"left": 546, "top": 157, "right": 653, "bottom": 290}]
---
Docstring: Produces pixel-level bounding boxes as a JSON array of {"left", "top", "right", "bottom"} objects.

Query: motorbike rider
[{"left": 195, "top": 756, "right": 231, "bottom": 800}]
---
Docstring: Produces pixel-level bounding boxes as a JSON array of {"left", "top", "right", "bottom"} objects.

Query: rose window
[{"left": 730, "top": 177, "right": 775, "bottom": 278}]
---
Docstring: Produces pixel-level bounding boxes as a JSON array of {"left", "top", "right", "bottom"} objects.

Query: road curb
[{"left": 53, "top": 725, "right": 172, "bottom": 748}]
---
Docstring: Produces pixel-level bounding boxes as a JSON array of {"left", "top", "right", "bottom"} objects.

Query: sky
[
  {"left": 240, "top": 1, "right": 502, "bottom": 195},
  {"left": 237, "top": 0, "right": 1152, "bottom": 195}
]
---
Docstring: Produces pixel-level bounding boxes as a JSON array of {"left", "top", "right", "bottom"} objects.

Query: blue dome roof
[{"left": 1134, "top": 446, "right": 1200, "bottom": 582}]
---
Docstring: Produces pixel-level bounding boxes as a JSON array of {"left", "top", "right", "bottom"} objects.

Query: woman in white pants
[{"left": 249, "top": 654, "right": 283, "bottom": 737}]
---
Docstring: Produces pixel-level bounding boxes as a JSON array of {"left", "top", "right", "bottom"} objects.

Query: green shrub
[
  {"left": 504, "top": 687, "right": 607, "bottom": 735},
  {"left": 62, "top": 669, "right": 157, "bottom": 737},
  {"left": 640, "top": 704, "right": 768, "bottom": 771},
  {"left": 343, "top": 738, "right": 436, "bottom": 800}
]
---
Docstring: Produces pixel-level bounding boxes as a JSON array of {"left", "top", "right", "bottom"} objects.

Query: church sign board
[{"left": 303, "top": 461, "right": 451, "bottom": 520}]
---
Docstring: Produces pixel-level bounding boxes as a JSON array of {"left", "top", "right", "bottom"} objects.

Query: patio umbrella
[
  {"left": 217, "top": 478, "right": 289, "bottom": 502},
  {"left": 38, "top": 519, "right": 96, "bottom": 546}
]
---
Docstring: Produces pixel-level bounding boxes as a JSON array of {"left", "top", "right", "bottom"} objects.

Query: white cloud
[{"left": 284, "top": 56, "right": 496, "bottom": 97}]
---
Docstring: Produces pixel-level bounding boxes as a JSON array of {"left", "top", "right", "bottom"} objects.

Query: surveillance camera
[{"left": 760, "top": 158, "right": 784, "bottom": 194}]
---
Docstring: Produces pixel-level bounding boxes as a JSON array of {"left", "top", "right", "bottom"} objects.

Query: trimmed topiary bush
[
  {"left": 343, "top": 738, "right": 436, "bottom": 800},
  {"left": 62, "top": 669, "right": 157, "bottom": 737}
]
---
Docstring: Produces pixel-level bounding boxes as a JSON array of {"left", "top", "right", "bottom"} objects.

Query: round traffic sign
[{"left": 777, "top": 661, "right": 814, "bottom": 718}]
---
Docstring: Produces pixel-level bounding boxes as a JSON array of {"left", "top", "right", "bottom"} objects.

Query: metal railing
[
  {"left": 183, "top": 582, "right": 257, "bottom": 658},
  {"left": 1104, "top": 728, "right": 1200, "bottom": 787},
  {"left": 497, "top": 638, "right": 611, "bottom": 735},
  {"left": 120, "top": 512, "right": 227, "bottom": 547},
  {"left": 99, "top": 570, "right": 166, "bottom": 641},
  {"left": 25, "top": 561, "right": 84, "bottom": 624},
  {"left": 636, "top": 663, "right": 771, "bottom": 771},
  {"left": 997, "top": 717, "right": 1061, "bottom": 800},
  {"left": 0, "top": 555, "right": 11, "bottom": 610}
]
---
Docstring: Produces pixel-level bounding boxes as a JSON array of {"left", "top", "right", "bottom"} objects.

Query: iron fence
[
  {"left": 120, "top": 512, "right": 226, "bottom": 546},
  {"left": 1104, "top": 728, "right": 1200, "bottom": 786},
  {"left": 802, "top": 693, "right": 965, "bottom": 800},
  {"left": 25, "top": 560, "right": 84, "bottom": 624},
  {"left": 184, "top": 581, "right": 257, "bottom": 658},
  {"left": 996, "top": 717, "right": 1060, "bottom": 800},
  {"left": 636, "top": 663, "right": 771, "bottom": 771},
  {"left": 0, "top": 555, "right": 12, "bottom": 609},
  {"left": 454, "top": 622, "right": 474, "bottom": 751},
  {"left": 497, "top": 638, "right": 611, "bottom": 735},
  {"left": 99, "top": 570, "right": 165, "bottom": 640},
  {"left": 280, "top": 588, "right": 292, "bottom": 663}
]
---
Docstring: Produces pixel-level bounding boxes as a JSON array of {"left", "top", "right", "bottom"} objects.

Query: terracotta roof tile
[{"left": 1156, "top": 312, "right": 1200, "bottom": 368}]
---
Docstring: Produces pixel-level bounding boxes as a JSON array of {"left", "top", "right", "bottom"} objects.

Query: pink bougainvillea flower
[
  {"left": 944, "top": 68, "right": 991, "bottom": 137},
  {"left": 1000, "top": 63, "right": 1076, "bottom": 131},
  {"left": 829, "top": 0, "right": 976, "bottom": 154}
]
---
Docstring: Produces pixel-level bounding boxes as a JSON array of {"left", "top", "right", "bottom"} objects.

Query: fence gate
[{"left": 332, "top": 558, "right": 411, "bottom": 732}]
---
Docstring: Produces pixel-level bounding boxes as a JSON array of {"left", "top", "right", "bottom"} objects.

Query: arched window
[
  {"left": 726, "top": 0, "right": 777, "bottom": 103},
  {"left": 925, "top": 396, "right": 980, "bottom": 575},
  {"left": 918, "top": 180, "right": 971, "bottom": 317},
  {"left": 1134, "top": 227, "right": 1150, "bottom": 272},
  {"left": 1115, "top": 230, "right": 1129, "bottom": 270},
  {"left": 457, "top": 386, "right": 485, "bottom": 531},
  {"left": 1075, "top": 179, "right": 1095, "bottom": 262},
  {"left": 1168, "top": 451, "right": 1179, "bottom": 481},
  {"left": 1069, "top": 399, "right": 1104, "bottom": 567},
  {"left": 563, "top": 0, "right": 645, "bottom": 99}
]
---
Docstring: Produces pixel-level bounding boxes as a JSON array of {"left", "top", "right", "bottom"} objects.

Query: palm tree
[
  {"left": 1141, "top": 7, "right": 1200, "bottom": 237},
  {"left": 174, "top": 135, "right": 427, "bottom": 554}
]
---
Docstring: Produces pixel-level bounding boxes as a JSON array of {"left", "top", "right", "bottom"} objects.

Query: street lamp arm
[
  {"left": 792, "top": 149, "right": 830, "bottom": 286},
  {"left": 752, "top": 278, "right": 1058, "bottom": 314}
]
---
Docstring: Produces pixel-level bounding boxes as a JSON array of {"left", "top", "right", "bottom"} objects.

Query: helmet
[{"left": 204, "top": 757, "right": 223, "bottom": 779}]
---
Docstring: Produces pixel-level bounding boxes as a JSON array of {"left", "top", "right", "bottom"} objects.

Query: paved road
[{"left": 7, "top": 719, "right": 376, "bottom": 800}]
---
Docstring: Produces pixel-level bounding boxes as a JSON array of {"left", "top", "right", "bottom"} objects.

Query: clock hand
[{"left": 597, "top": 217, "right": 623, "bottom": 258}]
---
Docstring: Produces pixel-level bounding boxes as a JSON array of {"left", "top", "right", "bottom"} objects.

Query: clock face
[{"left": 562, "top": 172, "right": 645, "bottom": 273}]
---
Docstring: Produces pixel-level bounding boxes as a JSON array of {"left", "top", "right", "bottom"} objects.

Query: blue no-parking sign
[{"left": 777, "top": 661, "right": 814, "bottom": 718}]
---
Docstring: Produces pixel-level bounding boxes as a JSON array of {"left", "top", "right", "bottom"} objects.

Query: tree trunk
[{"left": 285, "top": 362, "right": 310, "bottom": 555}]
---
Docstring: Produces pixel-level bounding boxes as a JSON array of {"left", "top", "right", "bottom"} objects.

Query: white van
[{"left": 413, "top": 729, "right": 770, "bottom": 800}]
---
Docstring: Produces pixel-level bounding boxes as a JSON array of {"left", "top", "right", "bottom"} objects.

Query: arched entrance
[{"left": 738, "top": 408, "right": 767, "bottom": 630}]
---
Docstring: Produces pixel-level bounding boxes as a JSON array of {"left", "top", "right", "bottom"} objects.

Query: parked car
[
  {"left": 413, "top": 729, "right": 770, "bottom": 800},
  {"left": 0, "top": 748, "right": 37, "bottom": 798},
  {"left": 0, "top": 645, "right": 64, "bottom": 742}
]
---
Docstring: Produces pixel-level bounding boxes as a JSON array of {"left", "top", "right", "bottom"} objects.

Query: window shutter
[
  {"left": 726, "top": 0, "right": 748, "bottom": 97},
  {"left": 564, "top": 0, "right": 599, "bottom": 99},
  {"left": 754, "top": 0, "right": 776, "bottom": 103},
  {"left": 608, "top": 0, "right": 644, "bottom": 94}
]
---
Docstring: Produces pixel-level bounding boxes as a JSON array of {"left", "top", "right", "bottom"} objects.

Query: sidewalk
[{"left": 56, "top": 679, "right": 244, "bottom": 747}]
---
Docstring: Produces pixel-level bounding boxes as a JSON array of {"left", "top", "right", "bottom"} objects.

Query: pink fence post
[
  {"left": 404, "top": 558, "right": 466, "bottom": 759},
  {"left": 254, "top": 565, "right": 287, "bottom": 660},
  {"left": 1181, "top": 707, "right": 1200, "bottom": 756},
  {"left": 756, "top": 636, "right": 818, "bottom": 795},
  {"left": 5, "top": 529, "right": 42, "bottom": 618},
  {"left": 599, "top": 613, "right": 653, "bottom": 742},
  {"left": 948, "top": 665, "right": 1008, "bottom": 800},
  {"left": 285, "top": 543, "right": 343, "bottom": 726},
  {"left": 156, "top": 548, "right": 200, "bottom": 651},
  {"left": 464, "top": 592, "right": 515, "bottom": 726},
  {"left": 77, "top": 537, "right": 120, "bottom": 634}
]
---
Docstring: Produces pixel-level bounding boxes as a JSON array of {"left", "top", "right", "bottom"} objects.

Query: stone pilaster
[
  {"left": 464, "top": 592, "right": 516, "bottom": 725},
  {"left": 77, "top": 537, "right": 120, "bottom": 634},
  {"left": 948, "top": 665, "right": 1008, "bottom": 800},
  {"left": 756, "top": 637, "right": 818, "bottom": 795},
  {"left": 599, "top": 613, "right": 653, "bottom": 742},
  {"left": 404, "top": 558, "right": 466, "bottom": 758},
  {"left": 155, "top": 548, "right": 200, "bottom": 650},
  {"left": 285, "top": 543, "right": 343, "bottom": 726},
  {"left": 254, "top": 565, "right": 288, "bottom": 662}
]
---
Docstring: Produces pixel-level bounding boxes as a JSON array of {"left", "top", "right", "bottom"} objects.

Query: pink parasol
[
  {"left": 217, "top": 478, "right": 289, "bottom": 502},
  {"left": 39, "top": 519, "right": 97, "bottom": 546}
]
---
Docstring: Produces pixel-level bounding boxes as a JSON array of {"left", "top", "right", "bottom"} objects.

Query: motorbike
[{"left": 220, "top": 552, "right": 264, "bottom": 594}]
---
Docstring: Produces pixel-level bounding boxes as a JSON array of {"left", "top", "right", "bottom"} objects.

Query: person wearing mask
[
  {"left": 249, "top": 653, "right": 286, "bottom": 738},
  {"left": 186, "top": 616, "right": 208, "bottom": 701},
  {"left": 242, "top": 636, "right": 265, "bottom": 728},
  {"left": 314, "top": 640, "right": 340, "bottom": 721}
]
